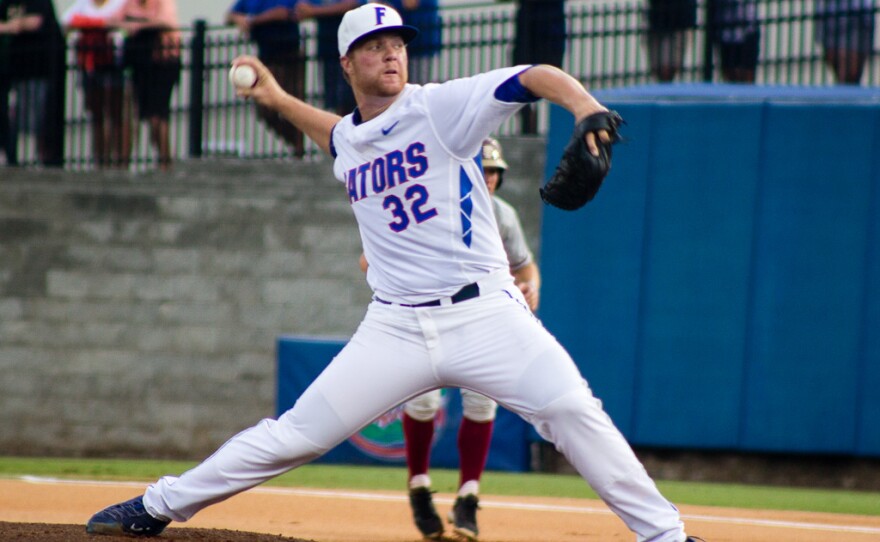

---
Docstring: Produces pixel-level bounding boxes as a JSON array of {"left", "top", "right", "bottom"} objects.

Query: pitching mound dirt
[{"left": 0, "top": 522, "right": 314, "bottom": 542}]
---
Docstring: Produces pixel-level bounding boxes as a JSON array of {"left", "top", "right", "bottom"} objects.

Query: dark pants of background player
[
  {"left": 125, "top": 30, "right": 181, "bottom": 121},
  {"left": 322, "top": 59, "right": 355, "bottom": 116},
  {"left": 0, "top": 79, "right": 15, "bottom": 165},
  {"left": 710, "top": 29, "right": 760, "bottom": 83},
  {"left": 260, "top": 51, "right": 306, "bottom": 157},
  {"left": 0, "top": 53, "right": 65, "bottom": 166},
  {"left": 318, "top": 16, "right": 356, "bottom": 116},
  {"left": 83, "top": 67, "right": 131, "bottom": 168},
  {"left": 707, "top": 0, "right": 761, "bottom": 83},
  {"left": 513, "top": 0, "right": 566, "bottom": 134},
  {"left": 814, "top": 4, "right": 876, "bottom": 84},
  {"left": 646, "top": 0, "right": 698, "bottom": 81},
  {"left": 131, "top": 60, "right": 181, "bottom": 120}
]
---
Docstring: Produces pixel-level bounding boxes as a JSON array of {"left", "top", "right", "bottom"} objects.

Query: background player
[{"left": 86, "top": 4, "right": 702, "bottom": 541}]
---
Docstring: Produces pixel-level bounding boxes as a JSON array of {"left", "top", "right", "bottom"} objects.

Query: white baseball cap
[{"left": 338, "top": 3, "right": 419, "bottom": 57}]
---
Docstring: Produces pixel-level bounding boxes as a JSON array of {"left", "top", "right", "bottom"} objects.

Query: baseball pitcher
[{"left": 87, "top": 4, "right": 703, "bottom": 542}]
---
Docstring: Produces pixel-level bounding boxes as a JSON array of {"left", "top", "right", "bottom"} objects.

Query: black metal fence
[{"left": 5, "top": 0, "right": 879, "bottom": 169}]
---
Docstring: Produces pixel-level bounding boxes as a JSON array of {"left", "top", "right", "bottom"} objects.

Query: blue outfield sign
[{"left": 276, "top": 335, "right": 531, "bottom": 471}]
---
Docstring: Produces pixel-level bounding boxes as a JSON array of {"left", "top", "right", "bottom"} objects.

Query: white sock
[
  {"left": 458, "top": 479, "right": 479, "bottom": 497},
  {"left": 409, "top": 474, "right": 432, "bottom": 490}
]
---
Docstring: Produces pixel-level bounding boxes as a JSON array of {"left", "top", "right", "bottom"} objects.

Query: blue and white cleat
[{"left": 86, "top": 495, "right": 170, "bottom": 537}]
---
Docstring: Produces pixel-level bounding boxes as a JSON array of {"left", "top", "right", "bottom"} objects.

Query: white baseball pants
[{"left": 143, "top": 275, "right": 686, "bottom": 542}]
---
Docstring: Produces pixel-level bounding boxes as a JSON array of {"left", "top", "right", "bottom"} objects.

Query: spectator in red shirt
[{"left": 63, "top": 0, "right": 132, "bottom": 168}]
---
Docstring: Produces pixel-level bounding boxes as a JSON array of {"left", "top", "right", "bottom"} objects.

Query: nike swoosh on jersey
[{"left": 381, "top": 121, "right": 400, "bottom": 136}]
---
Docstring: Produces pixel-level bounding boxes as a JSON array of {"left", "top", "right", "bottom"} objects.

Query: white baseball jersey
[
  {"left": 331, "top": 66, "right": 533, "bottom": 305},
  {"left": 492, "top": 195, "right": 533, "bottom": 272}
]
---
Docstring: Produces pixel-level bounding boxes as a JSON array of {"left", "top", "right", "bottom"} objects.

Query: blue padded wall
[
  {"left": 859, "top": 141, "right": 880, "bottom": 454},
  {"left": 541, "top": 85, "right": 880, "bottom": 456},
  {"left": 741, "top": 104, "right": 879, "bottom": 453}
]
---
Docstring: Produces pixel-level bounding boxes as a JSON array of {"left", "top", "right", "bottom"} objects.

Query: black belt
[{"left": 376, "top": 282, "right": 480, "bottom": 308}]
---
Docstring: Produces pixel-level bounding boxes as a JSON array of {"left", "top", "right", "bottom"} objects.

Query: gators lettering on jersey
[
  {"left": 344, "top": 142, "right": 428, "bottom": 203},
  {"left": 331, "top": 66, "right": 538, "bottom": 305}
]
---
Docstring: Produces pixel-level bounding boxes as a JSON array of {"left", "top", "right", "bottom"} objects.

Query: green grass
[{"left": 3, "top": 456, "right": 879, "bottom": 517}]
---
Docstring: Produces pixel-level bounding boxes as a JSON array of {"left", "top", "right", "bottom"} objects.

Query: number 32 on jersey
[{"left": 345, "top": 142, "right": 438, "bottom": 233}]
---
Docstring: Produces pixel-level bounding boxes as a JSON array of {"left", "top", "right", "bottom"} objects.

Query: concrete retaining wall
[{"left": 0, "top": 137, "right": 545, "bottom": 458}]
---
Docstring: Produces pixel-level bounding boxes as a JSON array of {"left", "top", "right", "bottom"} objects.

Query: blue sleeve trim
[
  {"left": 494, "top": 67, "right": 540, "bottom": 104},
  {"left": 329, "top": 124, "right": 337, "bottom": 159}
]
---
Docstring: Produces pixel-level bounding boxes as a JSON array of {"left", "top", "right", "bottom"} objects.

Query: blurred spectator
[
  {"left": 119, "top": 0, "right": 181, "bottom": 170},
  {"left": 645, "top": 0, "right": 697, "bottom": 82},
  {"left": 707, "top": 0, "right": 761, "bottom": 83},
  {"left": 387, "top": 0, "right": 442, "bottom": 84},
  {"left": 62, "top": 0, "right": 131, "bottom": 169},
  {"left": 511, "top": 0, "right": 566, "bottom": 134},
  {"left": 227, "top": 0, "right": 305, "bottom": 157},
  {"left": 814, "top": 0, "right": 875, "bottom": 84},
  {"left": 293, "top": 0, "right": 359, "bottom": 116},
  {"left": 0, "top": 0, "right": 65, "bottom": 166}
]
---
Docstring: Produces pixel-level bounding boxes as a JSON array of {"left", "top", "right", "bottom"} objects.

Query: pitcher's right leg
[{"left": 531, "top": 384, "right": 686, "bottom": 542}]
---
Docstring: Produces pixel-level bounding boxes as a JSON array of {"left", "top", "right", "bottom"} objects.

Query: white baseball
[{"left": 229, "top": 64, "right": 258, "bottom": 89}]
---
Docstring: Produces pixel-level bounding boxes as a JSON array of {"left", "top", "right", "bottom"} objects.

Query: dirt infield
[
  {"left": 0, "top": 523, "right": 310, "bottom": 542},
  {"left": 2, "top": 478, "right": 880, "bottom": 542}
]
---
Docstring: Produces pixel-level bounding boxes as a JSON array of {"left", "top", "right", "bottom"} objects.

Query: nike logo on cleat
[
  {"left": 129, "top": 524, "right": 144, "bottom": 532},
  {"left": 381, "top": 121, "right": 400, "bottom": 135}
]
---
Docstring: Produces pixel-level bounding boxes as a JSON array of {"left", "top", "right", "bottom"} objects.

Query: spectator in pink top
[{"left": 119, "top": 0, "right": 180, "bottom": 169}]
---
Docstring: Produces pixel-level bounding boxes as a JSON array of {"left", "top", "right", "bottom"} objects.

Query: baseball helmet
[{"left": 482, "top": 137, "right": 508, "bottom": 188}]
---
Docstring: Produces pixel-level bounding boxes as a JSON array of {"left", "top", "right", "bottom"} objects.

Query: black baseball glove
[{"left": 540, "top": 110, "right": 624, "bottom": 211}]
